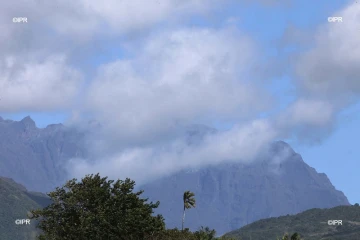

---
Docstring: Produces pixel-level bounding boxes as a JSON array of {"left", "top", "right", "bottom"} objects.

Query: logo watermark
[
  {"left": 328, "top": 220, "right": 342, "bottom": 225},
  {"left": 328, "top": 17, "right": 343, "bottom": 22},
  {"left": 13, "top": 17, "right": 28, "bottom": 23},
  {"left": 15, "top": 219, "right": 31, "bottom": 225}
]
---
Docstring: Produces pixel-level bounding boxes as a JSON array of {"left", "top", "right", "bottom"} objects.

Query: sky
[{"left": 1, "top": 0, "right": 360, "bottom": 203}]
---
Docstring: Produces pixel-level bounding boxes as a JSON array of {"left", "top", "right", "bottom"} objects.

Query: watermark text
[
  {"left": 328, "top": 220, "right": 342, "bottom": 225},
  {"left": 328, "top": 17, "right": 343, "bottom": 22},
  {"left": 15, "top": 219, "right": 31, "bottom": 225},
  {"left": 13, "top": 17, "right": 28, "bottom": 23}
]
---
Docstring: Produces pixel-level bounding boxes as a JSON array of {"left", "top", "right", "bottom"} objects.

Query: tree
[
  {"left": 30, "top": 174, "right": 165, "bottom": 240},
  {"left": 290, "top": 232, "right": 301, "bottom": 240},
  {"left": 182, "top": 190, "right": 196, "bottom": 230},
  {"left": 278, "top": 233, "right": 289, "bottom": 240},
  {"left": 194, "top": 226, "right": 216, "bottom": 240},
  {"left": 277, "top": 233, "right": 301, "bottom": 240}
]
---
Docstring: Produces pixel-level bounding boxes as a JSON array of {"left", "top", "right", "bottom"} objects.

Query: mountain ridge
[
  {"left": 0, "top": 176, "right": 50, "bottom": 240},
  {"left": 0, "top": 116, "right": 87, "bottom": 192},
  {"left": 141, "top": 141, "right": 349, "bottom": 234},
  {"left": 0, "top": 116, "right": 350, "bottom": 235}
]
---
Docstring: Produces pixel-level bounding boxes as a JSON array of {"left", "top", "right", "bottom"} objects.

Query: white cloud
[
  {"left": 0, "top": 0, "right": 225, "bottom": 41},
  {"left": 280, "top": 99, "right": 334, "bottom": 127},
  {"left": 3, "top": 0, "right": 357, "bottom": 184},
  {"left": 296, "top": 2, "right": 360, "bottom": 105},
  {"left": 81, "top": 27, "right": 272, "bottom": 147},
  {"left": 66, "top": 119, "right": 279, "bottom": 184},
  {"left": 65, "top": 0, "right": 360, "bottom": 181},
  {"left": 63, "top": 25, "right": 286, "bottom": 183},
  {"left": 0, "top": 0, "right": 230, "bottom": 114},
  {"left": 0, "top": 55, "right": 83, "bottom": 112},
  {"left": 273, "top": 2, "right": 360, "bottom": 143},
  {"left": 275, "top": 99, "right": 335, "bottom": 143}
]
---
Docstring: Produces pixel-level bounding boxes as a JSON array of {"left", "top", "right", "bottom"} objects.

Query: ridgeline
[
  {"left": 224, "top": 205, "right": 360, "bottom": 240},
  {"left": 0, "top": 176, "right": 51, "bottom": 240}
]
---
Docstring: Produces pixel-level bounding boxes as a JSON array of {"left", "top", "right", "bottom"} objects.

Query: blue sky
[{"left": 1, "top": 0, "right": 359, "bottom": 204}]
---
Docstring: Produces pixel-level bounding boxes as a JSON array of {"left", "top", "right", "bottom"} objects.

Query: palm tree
[{"left": 182, "top": 190, "right": 196, "bottom": 230}]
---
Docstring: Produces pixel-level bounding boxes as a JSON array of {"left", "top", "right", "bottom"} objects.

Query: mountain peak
[{"left": 20, "top": 116, "right": 36, "bottom": 129}]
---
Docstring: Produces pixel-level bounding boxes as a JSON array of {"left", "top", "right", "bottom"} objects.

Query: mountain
[
  {"left": 0, "top": 116, "right": 350, "bottom": 236},
  {"left": 0, "top": 116, "right": 86, "bottom": 192},
  {"left": 223, "top": 205, "right": 360, "bottom": 240},
  {"left": 140, "top": 141, "right": 349, "bottom": 235},
  {"left": 0, "top": 176, "right": 51, "bottom": 240}
]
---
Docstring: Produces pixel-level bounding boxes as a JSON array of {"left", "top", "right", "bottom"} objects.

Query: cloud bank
[
  {"left": 1, "top": 1, "right": 359, "bottom": 183},
  {"left": 66, "top": 119, "right": 280, "bottom": 184}
]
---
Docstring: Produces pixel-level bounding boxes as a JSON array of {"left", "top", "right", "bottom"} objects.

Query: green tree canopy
[
  {"left": 30, "top": 174, "right": 165, "bottom": 240},
  {"left": 277, "top": 233, "right": 301, "bottom": 240},
  {"left": 194, "top": 226, "right": 216, "bottom": 240}
]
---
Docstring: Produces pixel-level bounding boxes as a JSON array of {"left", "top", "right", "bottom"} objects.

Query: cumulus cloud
[
  {"left": 275, "top": 99, "right": 335, "bottom": 143},
  {"left": 2, "top": 0, "right": 358, "bottom": 185},
  {"left": 63, "top": 25, "right": 286, "bottom": 183},
  {"left": 82, "top": 27, "right": 272, "bottom": 147},
  {"left": 0, "top": 55, "right": 83, "bottom": 112},
  {"left": 66, "top": 1, "right": 360, "bottom": 182},
  {"left": 296, "top": 2, "right": 360, "bottom": 105},
  {"left": 2, "top": 0, "right": 220, "bottom": 113},
  {"left": 280, "top": 99, "right": 334, "bottom": 127},
  {"left": 0, "top": 0, "right": 225, "bottom": 41},
  {"left": 268, "top": 1, "right": 360, "bottom": 143},
  {"left": 0, "top": 0, "right": 253, "bottom": 114}
]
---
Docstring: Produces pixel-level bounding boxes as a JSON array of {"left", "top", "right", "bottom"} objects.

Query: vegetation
[
  {"left": 182, "top": 190, "right": 196, "bottom": 230},
  {"left": 224, "top": 204, "right": 360, "bottom": 240},
  {"left": 276, "top": 232, "right": 301, "bottom": 240},
  {"left": 3, "top": 173, "right": 360, "bottom": 239},
  {"left": 0, "top": 176, "right": 50, "bottom": 240},
  {"left": 30, "top": 174, "right": 165, "bottom": 239},
  {"left": 145, "top": 227, "right": 235, "bottom": 240}
]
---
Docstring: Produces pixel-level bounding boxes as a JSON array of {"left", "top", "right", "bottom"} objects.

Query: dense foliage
[{"left": 30, "top": 174, "right": 165, "bottom": 240}]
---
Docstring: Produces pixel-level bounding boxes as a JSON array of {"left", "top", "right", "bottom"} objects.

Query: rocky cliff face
[
  {"left": 141, "top": 141, "right": 349, "bottom": 235},
  {"left": 0, "top": 116, "right": 86, "bottom": 192}
]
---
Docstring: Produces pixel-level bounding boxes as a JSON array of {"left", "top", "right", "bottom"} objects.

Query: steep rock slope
[
  {"left": 0, "top": 116, "right": 86, "bottom": 192},
  {"left": 141, "top": 142, "right": 349, "bottom": 235}
]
